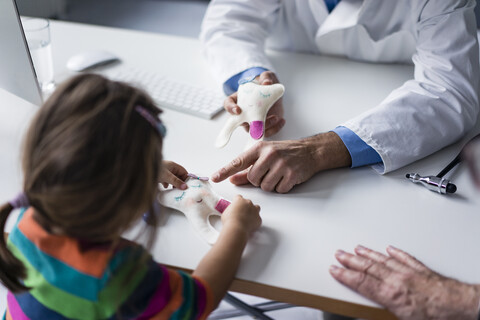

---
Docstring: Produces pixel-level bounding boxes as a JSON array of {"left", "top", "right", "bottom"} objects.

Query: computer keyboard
[{"left": 100, "top": 66, "right": 226, "bottom": 119}]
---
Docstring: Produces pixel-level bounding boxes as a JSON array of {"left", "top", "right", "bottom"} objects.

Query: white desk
[{"left": 1, "top": 20, "right": 480, "bottom": 319}]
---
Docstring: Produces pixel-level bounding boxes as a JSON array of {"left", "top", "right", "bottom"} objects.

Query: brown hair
[{"left": 0, "top": 73, "right": 163, "bottom": 292}]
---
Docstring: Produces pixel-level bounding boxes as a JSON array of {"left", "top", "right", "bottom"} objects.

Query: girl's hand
[
  {"left": 221, "top": 195, "right": 261, "bottom": 235},
  {"left": 193, "top": 195, "right": 261, "bottom": 309},
  {"left": 159, "top": 161, "right": 188, "bottom": 190}
]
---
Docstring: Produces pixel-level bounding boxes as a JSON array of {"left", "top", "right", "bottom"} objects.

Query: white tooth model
[
  {"left": 158, "top": 174, "right": 231, "bottom": 245},
  {"left": 215, "top": 81, "right": 285, "bottom": 148}
]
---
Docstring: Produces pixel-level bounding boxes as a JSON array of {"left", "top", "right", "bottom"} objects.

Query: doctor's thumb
[
  {"left": 257, "top": 71, "right": 279, "bottom": 85},
  {"left": 261, "top": 78, "right": 273, "bottom": 85}
]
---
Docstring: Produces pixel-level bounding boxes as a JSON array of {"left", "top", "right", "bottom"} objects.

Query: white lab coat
[{"left": 200, "top": 0, "right": 480, "bottom": 174}]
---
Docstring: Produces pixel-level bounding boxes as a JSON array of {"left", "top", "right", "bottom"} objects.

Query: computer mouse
[{"left": 66, "top": 50, "right": 120, "bottom": 71}]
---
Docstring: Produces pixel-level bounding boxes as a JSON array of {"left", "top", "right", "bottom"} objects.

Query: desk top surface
[{"left": 1, "top": 20, "right": 480, "bottom": 311}]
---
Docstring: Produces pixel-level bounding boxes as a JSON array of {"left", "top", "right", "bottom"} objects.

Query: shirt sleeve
[
  {"left": 332, "top": 126, "right": 382, "bottom": 168},
  {"left": 342, "top": 1, "right": 479, "bottom": 173},
  {"left": 167, "top": 270, "right": 214, "bottom": 320},
  {"left": 223, "top": 67, "right": 269, "bottom": 95},
  {"left": 200, "top": 0, "right": 280, "bottom": 86},
  {"left": 124, "top": 261, "right": 213, "bottom": 320}
]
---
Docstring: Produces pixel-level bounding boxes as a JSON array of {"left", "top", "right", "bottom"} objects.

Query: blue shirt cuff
[
  {"left": 332, "top": 126, "right": 382, "bottom": 168},
  {"left": 223, "top": 67, "right": 269, "bottom": 95}
]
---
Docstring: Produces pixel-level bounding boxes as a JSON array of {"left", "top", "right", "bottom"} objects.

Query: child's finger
[
  {"left": 164, "top": 161, "right": 188, "bottom": 179},
  {"left": 165, "top": 172, "right": 187, "bottom": 190}
]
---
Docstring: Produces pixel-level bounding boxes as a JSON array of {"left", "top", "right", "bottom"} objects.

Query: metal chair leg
[{"left": 208, "top": 293, "right": 296, "bottom": 319}]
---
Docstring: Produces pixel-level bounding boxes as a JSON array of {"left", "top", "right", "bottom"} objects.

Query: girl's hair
[{"left": 0, "top": 74, "right": 163, "bottom": 292}]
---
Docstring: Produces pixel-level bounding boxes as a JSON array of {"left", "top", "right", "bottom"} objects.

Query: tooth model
[
  {"left": 215, "top": 81, "right": 285, "bottom": 148},
  {"left": 158, "top": 174, "right": 231, "bottom": 245}
]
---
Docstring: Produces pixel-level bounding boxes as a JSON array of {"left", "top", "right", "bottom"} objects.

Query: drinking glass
[{"left": 21, "top": 17, "right": 55, "bottom": 92}]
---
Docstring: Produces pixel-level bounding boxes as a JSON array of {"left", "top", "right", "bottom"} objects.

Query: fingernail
[
  {"left": 329, "top": 265, "right": 340, "bottom": 274},
  {"left": 356, "top": 245, "right": 367, "bottom": 253},
  {"left": 233, "top": 107, "right": 240, "bottom": 114},
  {"left": 180, "top": 183, "right": 187, "bottom": 190},
  {"left": 335, "top": 250, "right": 345, "bottom": 257},
  {"left": 387, "top": 245, "right": 397, "bottom": 252}
]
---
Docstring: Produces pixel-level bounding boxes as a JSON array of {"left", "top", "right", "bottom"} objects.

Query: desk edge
[{"left": 164, "top": 264, "right": 397, "bottom": 320}]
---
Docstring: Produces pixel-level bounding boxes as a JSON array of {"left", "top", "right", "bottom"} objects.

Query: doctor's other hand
[
  {"left": 159, "top": 160, "right": 189, "bottom": 190},
  {"left": 224, "top": 71, "right": 285, "bottom": 137},
  {"left": 211, "top": 132, "right": 351, "bottom": 193},
  {"left": 330, "top": 245, "right": 480, "bottom": 320}
]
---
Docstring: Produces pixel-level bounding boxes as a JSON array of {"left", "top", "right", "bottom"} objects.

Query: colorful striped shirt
[{"left": 4, "top": 208, "right": 213, "bottom": 319}]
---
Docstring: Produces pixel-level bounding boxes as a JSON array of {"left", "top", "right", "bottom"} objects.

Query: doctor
[{"left": 200, "top": 0, "right": 480, "bottom": 193}]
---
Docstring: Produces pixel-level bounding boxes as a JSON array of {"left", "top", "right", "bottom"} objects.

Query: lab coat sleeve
[
  {"left": 199, "top": 0, "right": 281, "bottom": 86},
  {"left": 342, "top": 0, "right": 480, "bottom": 174}
]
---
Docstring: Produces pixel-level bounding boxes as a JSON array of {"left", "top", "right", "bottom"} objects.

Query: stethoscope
[{"left": 406, "top": 133, "right": 479, "bottom": 194}]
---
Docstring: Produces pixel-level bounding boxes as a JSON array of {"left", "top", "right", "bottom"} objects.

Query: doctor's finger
[
  {"left": 247, "top": 156, "right": 272, "bottom": 187},
  {"left": 386, "top": 246, "right": 430, "bottom": 273},
  {"left": 354, "top": 245, "right": 409, "bottom": 274},
  {"left": 259, "top": 170, "right": 282, "bottom": 192},
  {"left": 329, "top": 266, "right": 392, "bottom": 308},
  {"left": 212, "top": 149, "right": 260, "bottom": 183},
  {"left": 335, "top": 250, "right": 394, "bottom": 280},
  {"left": 229, "top": 169, "right": 251, "bottom": 186},
  {"left": 265, "top": 117, "right": 285, "bottom": 137},
  {"left": 275, "top": 176, "right": 296, "bottom": 193},
  {"left": 258, "top": 162, "right": 287, "bottom": 192},
  {"left": 224, "top": 92, "right": 241, "bottom": 115}
]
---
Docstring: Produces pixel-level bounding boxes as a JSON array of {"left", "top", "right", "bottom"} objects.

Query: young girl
[{"left": 0, "top": 74, "right": 262, "bottom": 319}]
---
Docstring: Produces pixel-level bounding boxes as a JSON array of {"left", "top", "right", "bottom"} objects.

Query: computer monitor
[{"left": 0, "top": 0, "right": 43, "bottom": 106}]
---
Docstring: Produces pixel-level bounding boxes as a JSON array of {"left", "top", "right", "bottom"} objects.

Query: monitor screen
[{"left": 0, "top": 0, "right": 43, "bottom": 106}]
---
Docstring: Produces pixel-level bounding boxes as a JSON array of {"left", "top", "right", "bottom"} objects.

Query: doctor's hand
[
  {"left": 211, "top": 132, "right": 351, "bottom": 193},
  {"left": 159, "top": 160, "right": 189, "bottom": 190},
  {"left": 224, "top": 71, "right": 285, "bottom": 137},
  {"left": 330, "top": 245, "right": 480, "bottom": 320}
]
